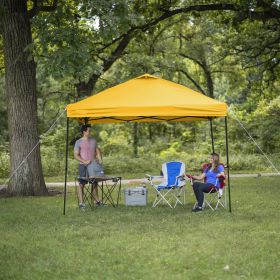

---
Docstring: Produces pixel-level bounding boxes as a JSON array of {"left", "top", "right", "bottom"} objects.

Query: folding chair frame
[
  {"left": 147, "top": 161, "right": 186, "bottom": 209},
  {"left": 203, "top": 185, "right": 227, "bottom": 211},
  {"left": 190, "top": 174, "right": 227, "bottom": 211},
  {"left": 151, "top": 185, "right": 186, "bottom": 208}
]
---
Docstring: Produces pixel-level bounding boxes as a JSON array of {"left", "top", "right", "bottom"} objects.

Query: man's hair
[{"left": 80, "top": 124, "right": 91, "bottom": 133}]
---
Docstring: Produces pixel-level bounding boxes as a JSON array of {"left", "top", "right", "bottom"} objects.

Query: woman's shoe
[{"left": 192, "top": 206, "right": 203, "bottom": 212}]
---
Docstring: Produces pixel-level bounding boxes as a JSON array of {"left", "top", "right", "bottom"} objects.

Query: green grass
[{"left": 0, "top": 177, "right": 280, "bottom": 280}]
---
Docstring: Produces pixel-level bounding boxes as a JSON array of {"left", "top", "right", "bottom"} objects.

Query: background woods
[{"left": 0, "top": 0, "right": 280, "bottom": 193}]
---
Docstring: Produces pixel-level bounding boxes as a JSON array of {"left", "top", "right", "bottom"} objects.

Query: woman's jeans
[{"left": 192, "top": 182, "right": 214, "bottom": 207}]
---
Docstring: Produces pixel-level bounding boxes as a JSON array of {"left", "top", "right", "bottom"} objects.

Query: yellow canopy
[{"left": 66, "top": 74, "right": 227, "bottom": 123}]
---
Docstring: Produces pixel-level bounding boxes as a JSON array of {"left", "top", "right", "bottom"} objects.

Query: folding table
[{"left": 75, "top": 176, "right": 122, "bottom": 209}]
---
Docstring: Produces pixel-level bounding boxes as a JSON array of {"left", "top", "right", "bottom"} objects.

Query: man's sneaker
[
  {"left": 79, "top": 203, "right": 86, "bottom": 210},
  {"left": 192, "top": 206, "right": 203, "bottom": 212}
]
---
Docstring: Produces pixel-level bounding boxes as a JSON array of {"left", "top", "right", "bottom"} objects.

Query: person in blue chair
[{"left": 187, "top": 153, "right": 225, "bottom": 212}]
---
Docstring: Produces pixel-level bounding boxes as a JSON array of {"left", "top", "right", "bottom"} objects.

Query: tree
[
  {"left": 0, "top": 0, "right": 57, "bottom": 195},
  {"left": 33, "top": 1, "right": 249, "bottom": 98},
  {"left": 1, "top": 0, "right": 280, "bottom": 195}
]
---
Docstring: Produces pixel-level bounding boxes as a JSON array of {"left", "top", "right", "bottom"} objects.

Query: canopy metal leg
[
  {"left": 63, "top": 117, "right": 69, "bottom": 215},
  {"left": 225, "top": 117, "right": 231, "bottom": 212},
  {"left": 210, "top": 118, "right": 215, "bottom": 154}
]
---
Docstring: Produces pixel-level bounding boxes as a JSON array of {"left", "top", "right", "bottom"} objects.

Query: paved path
[
  {"left": 47, "top": 172, "right": 280, "bottom": 187},
  {"left": 0, "top": 173, "right": 279, "bottom": 190}
]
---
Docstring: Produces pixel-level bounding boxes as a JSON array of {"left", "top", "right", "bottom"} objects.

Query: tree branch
[
  {"left": 179, "top": 53, "right": 205, "bottom": 69},
  {"left": 178, "top": 69, "right": 206, "bottom": 96},
  {"left": 97, "top": 3, "right": 238, "bottom": 53},
  {"left": 79, "top": 3, "right": 270, "bottom": 96},
  {"left": 28, "top": 0, "right": 58, "bottom": 19},
  {"left": 102, "top": 34, "right": 131, "bottom": 72}
]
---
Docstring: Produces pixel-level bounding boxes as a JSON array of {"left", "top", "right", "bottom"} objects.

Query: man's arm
[{"left": 96, "top": 147, "right": 103, "bottom": 164}]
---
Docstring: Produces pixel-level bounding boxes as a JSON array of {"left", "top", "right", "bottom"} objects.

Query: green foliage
[
  {"left": 31, "top": 0, "right": 167, "bottom": 88},
  {"left": 0, "top": 150, "right": 9, "bottom": 178},
  {"left": 255, "top": 96, "right": 280, "bottom": 153},
  {"left": 104, "top": 155, "right": 160, "bottom": 175},
  {"left": 228, "top": 95, "right": 280, "bottom": 155},
  {"left": 1, "top": 115, "right": 279, "bottom": 180}
]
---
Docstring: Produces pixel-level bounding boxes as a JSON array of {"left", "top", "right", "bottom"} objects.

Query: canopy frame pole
[
  {"left": 225, "top": 116, "right": 232, "bottom": 212},
  {"left": 63, "top": 117, "right": 69, "bottom": 215},
  {"left": 84, "top": 117, "right": 89, "bottom": 124},
  {"left": 210, "top": 118, "right": 215, "bottom": 154}
]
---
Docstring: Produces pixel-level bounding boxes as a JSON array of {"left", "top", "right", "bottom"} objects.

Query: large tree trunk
[
  {"left": 76, "top": 74, "right": 100, "bottom": 98},
  {"left": 204, "top": 66, "right": 214, "bottom": 99},
  {"left": 1, "top": 0, "right": 48, "bottom": 195}
]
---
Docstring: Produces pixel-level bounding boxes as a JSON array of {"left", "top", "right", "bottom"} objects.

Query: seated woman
[{"left": 187, "top": 153, "right": 225, "bottom": 212}]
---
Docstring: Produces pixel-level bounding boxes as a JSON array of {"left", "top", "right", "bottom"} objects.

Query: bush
[
  {"left": 1, "top": 151, "right": 279, "bottom": 180},
  {"left": 1, "top": 143, "right": 279, "bottom": 180},
  {"left": 0, "top": 151, "right": 10, "bottom": 178},
  {"left": 229, "top": 153, "right": 280, "bottom": 172},
  {"left": 103, "top": 155, "right": 162, "bottom": 175}
]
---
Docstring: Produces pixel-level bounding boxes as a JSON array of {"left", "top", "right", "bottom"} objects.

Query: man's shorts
[{"left": 78, "top": 161, "right": 104, "bottom": 185}]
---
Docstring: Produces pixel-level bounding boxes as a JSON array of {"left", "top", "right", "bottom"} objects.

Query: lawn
[{"left": 0, "top": 176, "right": 280, "bottom": 280}]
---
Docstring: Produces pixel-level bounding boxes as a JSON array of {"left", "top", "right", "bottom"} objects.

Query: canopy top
[{"left": 66, "top": 73, "right": 228, "bottom": 123}]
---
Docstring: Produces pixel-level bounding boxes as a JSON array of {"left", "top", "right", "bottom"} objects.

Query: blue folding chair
[{"left": 146, "top": 161, "right": 186, "bottom": 208}]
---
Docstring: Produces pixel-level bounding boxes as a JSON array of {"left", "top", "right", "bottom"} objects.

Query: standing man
[{"left": 74, "top": 124, "right": 104, "bottom": 209}]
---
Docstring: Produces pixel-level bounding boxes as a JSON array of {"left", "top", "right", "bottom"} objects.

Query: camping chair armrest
[
  {"left": 176, "top": 175, "right": 186, "bottom": 181},
  {"left": 217, "top": 174, "right": 226, "bottom": 181},
  {"left": 184, "top": 174, "right": 194, "bottom": 184},
  {"left": 145, "top": 174, "right": 163, "bottom": 181},
  {"left": 214, "top": 174, "right": 226, "bottom": 187}
]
